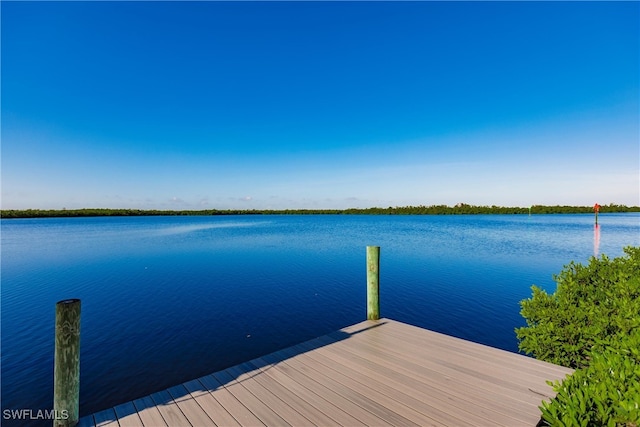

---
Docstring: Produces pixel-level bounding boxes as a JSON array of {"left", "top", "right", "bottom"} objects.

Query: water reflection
[
  {"left": 2, "top": 213, "right": 638, "bottom": 424},
  {"left": 156, "top": 221, "right": 267, "bottom": 236}
]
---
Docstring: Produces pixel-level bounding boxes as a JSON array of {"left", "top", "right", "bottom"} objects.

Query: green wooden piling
[
  {"left": 54, "top": 299, "right": 81, "bottom": 427},
  {"left": 367, "top": 246, "right": 380, "bottom": 320}
]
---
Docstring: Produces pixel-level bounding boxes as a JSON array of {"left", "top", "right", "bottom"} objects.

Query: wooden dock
[{"left": 78, "top": 318, "right": 572, "bottom": 426}]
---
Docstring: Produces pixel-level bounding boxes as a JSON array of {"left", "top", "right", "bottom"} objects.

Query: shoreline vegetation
[
  {"left": 1, "top": 204, "right": 639, "bottom": 218},
  {"left": 517, "top": 247, "right": 640, "bottom": 425}
]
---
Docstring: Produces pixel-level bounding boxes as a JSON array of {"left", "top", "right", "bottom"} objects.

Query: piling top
[{"left": 56, "top": 298, "right": 80, "bottom": 305}]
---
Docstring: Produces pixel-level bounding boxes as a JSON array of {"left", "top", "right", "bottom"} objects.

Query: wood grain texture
[
  {"left": 54, "top": 299, "right": 81, "bottom": 427},
  {"left": 366, "top": 246, "right": 380, "bottom": 320},
  {"left": 84, "top": 318, "right": 573, "bottom": 426}
]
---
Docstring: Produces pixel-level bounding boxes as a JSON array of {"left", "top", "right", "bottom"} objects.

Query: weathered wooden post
[
  {"left": 54, "top": 299, "right": 81, "bottom": 427},
  {"left": 366, "top": 246, "right": 380, "bottom": 320}
]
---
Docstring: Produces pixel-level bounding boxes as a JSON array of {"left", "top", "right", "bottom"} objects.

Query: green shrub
[
  {"left": 516, "top": 246, "right": 640, "bottom": 369},
  {"left": 540, "top": 329, "right": 640, "bottom": 426},
  {"left": 516, "top": 246, "right": 640, "bottom": 426}
]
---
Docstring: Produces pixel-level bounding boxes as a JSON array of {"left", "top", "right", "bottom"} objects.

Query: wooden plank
[
  {"left": 113, "top": 401, "right": 143, "bottom": 427},
  {"left": 324, "top": 320, "right": 565, "bottom": 425},
  {"left": 210, "top": 368, "right": 291, "bottom": 426},
  {"left": 238, "top": 360, "right": 342, "bottom": 426},
  {"left": 149, "top": 389, "right": 191, "bottom": 426},
  {"left": 383, "top": 319, "right": 572, "bottom": 377},
  {"left": 166, "top": 384, "right": 215, "bottom": 426},
  {"left": 317, "top": 331, "right": 535, "bottom": 425},
  {"left": 196, "top": 374, "right": 265, "bottom": 426},
  {"left": 324, "top": 330, "right": 541, "bottom": 425},
  {"left": 83, "top": 318, "right": 571, "bottom": 427},
  {"left": 383, "top": 320, "right": 571, "bottom": 375},
  {"left": 341, "top": 322, "right": 559, "bottom": 395},
  {"left": 181, "top": 379, "right": 241, "bottom": 427},
  {"left": 92, "top": 408, "right": 118, "bottom": 426},
  {"left": 132, "top": 395, "right": 167, "bottom": 427},
  {"left": 301, "top": 334, "right": 511, "bottom": 426},
  {"left": 293, "top": 336, "right": 470, "bottom": 426},
  {"left": 259, "top": 351, "right": 387, "bottom": 426},
  {"left": 289, "top": 340, "right": 442, "bottom": 426},
  {"left": 246, "top": 357, "right": 363, "bottom": 426},
  {"left": 272, "top": 345, "right": 421, "bottom": 426},
  {"left": 224, "top": 362, "right": 314, "bottom": 426},
  {"left": 352, "top": 322, "right": 566, "bottom": 402}
]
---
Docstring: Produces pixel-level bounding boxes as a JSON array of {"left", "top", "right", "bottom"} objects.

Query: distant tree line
[
  {"left": 342, "top": 203, "right": 640, "bottom": 215},
  {"left": 1, "top": 203, "right": 638, "bottom": 218}
]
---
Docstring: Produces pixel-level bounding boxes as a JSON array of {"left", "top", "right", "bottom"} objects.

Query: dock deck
[{"left": 79, "top": 318, "right": 572, "bottom": 426}]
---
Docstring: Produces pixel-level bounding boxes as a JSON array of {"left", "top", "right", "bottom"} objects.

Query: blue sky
[{"left": 2, "top": 1, "right": 638, "bottom": 210}]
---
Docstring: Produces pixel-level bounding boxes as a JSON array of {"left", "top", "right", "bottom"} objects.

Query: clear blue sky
[{"left": 2, "top": 1, "right": 638, "bottom": 210}]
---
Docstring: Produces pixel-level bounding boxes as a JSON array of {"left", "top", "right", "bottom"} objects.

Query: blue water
[{"left": 1, "top": 214, "right": 638, "bottom": 425}]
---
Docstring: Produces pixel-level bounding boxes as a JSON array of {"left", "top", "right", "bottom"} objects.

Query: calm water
[{"left": 1, "top": 214, "right": 639, "bottom": 425}]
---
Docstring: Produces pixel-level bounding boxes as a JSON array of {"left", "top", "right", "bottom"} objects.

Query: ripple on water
[{"left": 1, "top": 214, "right": 638, "bottom": 424}]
